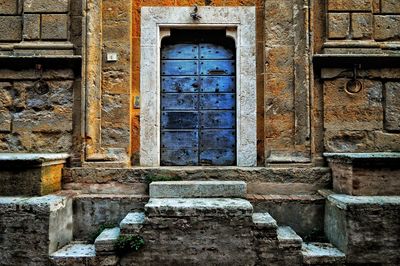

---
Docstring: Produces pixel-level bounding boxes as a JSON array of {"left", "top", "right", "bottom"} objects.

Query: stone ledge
[
  {"left": 252, "top": 212, "right": 277, "bottom": 229},
  {"left": 313, "top": 54, "right": 400, "bottom": 68},
  {"left": 149, "top": 181, "right": 246, "bottom": 198},
  {"left": 95, "top": 227, "right": 120, "bottom": 254},
  {"left": 0, "top": 153, "right": 69, "bottom": 167},
  {"left": 277, "top": 226, "right": 303, "bottom": 246},
  {"left": 301, "top": 242, "right": 345, "bottom": 265},
  {"left": 145, "top": 198, "right": 253, "bottom": 218},
  {"left": 120, "top": 212, "right": 145, "bottom": 234}
]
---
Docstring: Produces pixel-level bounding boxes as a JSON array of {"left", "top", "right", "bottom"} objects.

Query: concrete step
[
  {"left": 120, "top": 212, "right": 145, "bottom": 234},
  {"left": 149, "top": 180, "right": 246, "bottom": 198},
  {"left": 94, "top": 227, "right": 120, "bottom": 255},
  {"left": 50, "top": 243, "right": 96, "bottom": 266},
  {"left": 145, "top": 198, "right": 253, "bottom": 217},
  {"left": 301, "top": 242, "right": 346, "bottom": 265}
]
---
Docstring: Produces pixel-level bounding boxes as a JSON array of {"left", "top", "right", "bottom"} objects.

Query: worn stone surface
[
  {"left": 0, "top": 195, "right": 72, "bottom": 265},
  {"left": 326, "top": 153, "right": 400, "bottom": 195},
  {"left": 381, "top": 0, "right": 400, "bottom": 13},
  {"left": 328, "top": 13, "right": 350, "bottom": 39},
  {"left": 277, "top": 226, "right": 302, "bottom": 266},
  {"left": 0, "top": 16, "right": 22, "bottom": 41},
  {"left": 374, "top": 15, "right": 400, "bottom": 41},
  {"left": 351, "top": 13, "right": 372, "bottom": 39},
  {"left": 145, "top": 198, "right": 253, "bottom": 218},
  {"left": 120, "top": 212, "right": 145, "bottom": 234},
  {"left": 0, "top": 0, "right": 18, "bottom": 14},
  {"left": 50, "top": 244, "right": 96, "bottom": 266},
  {"left": 301, "top": 242, "right": 346, "bottom": 265},
  {"left": 149, "top": 181, "right": 247, "bottom": 198},
  {"left": 328, "top": 0, "right": 371, "bottom": 11},
  {"left": 385, "top": 82, "right": 400, "bottom": 131},
  {"left": 0, "top": 108, "right": 11, "bottom": 132},
  {"left": 23, "top": 14, "right": 40, "bottom": 40},
  {"left": 41, "top": 14, "right": 68, "bottom": 40},
  {"left": 250, "top": 194, "right": 325, "bottom": 240},
  {"left": 0, "top": 153, "right": 68, "bottom": 196},
  {"left": 72, "top": 194, "right": 148, "bottom": 241},
  {"left": 325, "top": 194, "right": 400, "bottom": 264},
  {"left": 24, "top": 0, "right": 69, "bottom": 13},
  {"left": 95, "top": 227, "right": 120, "bottom": 254}
]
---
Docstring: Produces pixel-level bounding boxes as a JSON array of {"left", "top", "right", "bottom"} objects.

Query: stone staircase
[{"left": 49, "top": 181, "right": 345, "bottom": 265}]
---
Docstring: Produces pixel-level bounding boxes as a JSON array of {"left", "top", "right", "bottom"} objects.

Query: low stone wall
[
  {"left": 0, "top": 195, "right": 72, "bottom": 266},
  {"left": 325, "top": 194, "right": 400, "bottom": 264}
]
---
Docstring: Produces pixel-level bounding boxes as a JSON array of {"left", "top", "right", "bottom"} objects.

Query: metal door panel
[
  {"left": 199, "top": 43, "right": 234, "bottom": 59},
  {"left": 161, "top": 111, "right": 199, "bottom": 129},
  {"left": 162, "top": 44, "right": 199, "bottom": 59},
  {"left": 161, "top": 149, "right": 198, "bottom": 166},
  {"left": 199, "top": 93, "right": 235, "bottom": 110},
  {"left": 200, "top": 130, "right": 235, "bottom": 149},
  {"left": 200, "top": 149, "right": 236, "bottom": 165},
  {"left": 200, "top": 60, "right": 235, "bottom": 75},
  {"left": 162, "top": 60, "right": 198, "bottom": 76},
  {"left": 161, "top": 131, "right": 198, "bottom": 149},
  {"left": 162, "top": 94, "right": 198, "bottom": 110},
  {"left": 162, "top": 77, "right": 199, "bottom": 93},
  {"left": 200, "top": 111, "right": 235, "bottom": 129},
  {"left": 200, "top": 76, "right": 235, "bottom": 93}
]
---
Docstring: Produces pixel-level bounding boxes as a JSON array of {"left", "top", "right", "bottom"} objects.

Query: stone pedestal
[
  {"left": 0, "top": 153, "right": 69, "bottom": 196},
  {"left": 325, "top": 194, "right": 400, "bottom": 264},
  {"left": 324, "top": 152, "right": 400, "bottom": 196}
]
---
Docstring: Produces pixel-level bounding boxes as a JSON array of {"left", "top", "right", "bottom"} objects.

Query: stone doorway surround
[{"left": 140, "top": 6, "right": 257, "bottom": 167}]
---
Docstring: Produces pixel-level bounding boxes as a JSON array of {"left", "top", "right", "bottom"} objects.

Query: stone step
[
  {"left": 149, "top": 180, "right": 246, "bottom": 198},
  {"left": 277, "top": 226, "right": 303, "bottom": 247},
  {"left": 301, "top": 242, "right": 346, "bottom": 265},
  {"left": 252, "top": 212, "right": 278, "bottom": 229},
  {"left": 120, "top": 212, "right": 145, "bottom": 234},
  {"left": 277, "top": 226, "right": 303, "bottom": 266},
  {"left": 145, "top": 198, "right": 253, "bottom": 217},
  {"left": 50, "top": 243, "right": 96, "bottom": 266},
  {"left": 94, "top": 227, "right": 120, "bottom": 254}
]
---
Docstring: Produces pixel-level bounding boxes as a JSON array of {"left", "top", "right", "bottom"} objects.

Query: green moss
[{"left": 115, "top": 235, "right": 145, "bottom": 255}]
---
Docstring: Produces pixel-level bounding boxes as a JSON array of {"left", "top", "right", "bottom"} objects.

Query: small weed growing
[{"left": 115, "top": 235, "right": 145, "bottom": 255}]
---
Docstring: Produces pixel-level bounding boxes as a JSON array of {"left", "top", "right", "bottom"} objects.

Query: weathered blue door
[{"left": 161, "top": 42, "right": 236, "bottom": 166}]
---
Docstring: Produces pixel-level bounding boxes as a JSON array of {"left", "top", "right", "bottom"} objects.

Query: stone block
[
  {"left": 277, "top": 226, "right": 302, "bottom": 266},
  {"left": 149, "top": 181, "right": 247, "bottom": 198},
  {"left": 94, "top": 227, "right": 120, "bottom": 254},
  {"left": 325, "top": 194, "right": 400, "bottom": 264},
  {"left": 0, "top": 153, "right": 69, "bottom": 196},
  {"left": 0, "top": 16, "right": 22, "bottom": 41},
  {"left": 73, "top": 194, "right": 148, "bottom": 241},
  {"left": 301, "top": 242, "right": 345, "bottom": 265},
  {"left": 24, "top": 0, "right": 69, "bottom": 13},
  {"left": 252, "top": 212, "right": 278, "bottom": 229},
  {"left": 41, "top": 14, "right": 68, "bottom": 40},
  {"left": 328, "top": 0, "right": 371, "bottom": 11},
  {"left": 325, "top": 152, "right": 400, "bottom": 196},
  {"left": 145, "top": 198, "right": 253, "bottom": 218},
  {"left": 0, "top": 0, "right": 18, "bottom": 14},
  {"left": 0, "top": 108, "right": 11, "bottom": 132},
  {"left": 0, "top": 195, "right": 73, "bottom": 265},
  {"left": 50, "top": 244, "right": 96, "bottom": 266},
  {"left": 385, "top": 82, "right": 400, "bottom": 131},
  {"left": 23, "top": 13, "right": 40, "bottom": 40},
  {"left": 328, "top": 13, "right": 350, "bottom": 39},
  {"left": 374, "top": 15, "right": 400, "bottom": 40},
  {"left": 381, "top": 0, "right": 400, "bottom": 13},
  {"left": 120, "top": 212, "right": 145, "bottom": 235},
  {"left": 351, "top": 13, "right": 372, "bottom": 39}
]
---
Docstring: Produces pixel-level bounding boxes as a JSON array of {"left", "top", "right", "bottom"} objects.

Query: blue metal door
[{"left": 161, "top": 43, "right": 236, "bottom": 166}]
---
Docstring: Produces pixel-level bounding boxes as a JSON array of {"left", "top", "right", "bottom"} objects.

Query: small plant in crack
[{"left": 115, "top": 235, "right": 145, "bottom": 255}]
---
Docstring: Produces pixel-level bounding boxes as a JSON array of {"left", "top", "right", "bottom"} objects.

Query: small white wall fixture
[{"left": 140, "top": 6, "right": 256, "bottom": 167}]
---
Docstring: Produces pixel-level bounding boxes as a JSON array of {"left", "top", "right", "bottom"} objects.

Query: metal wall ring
[{"left": 345, "top": 79, "right": 363, "bottom": 95}]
